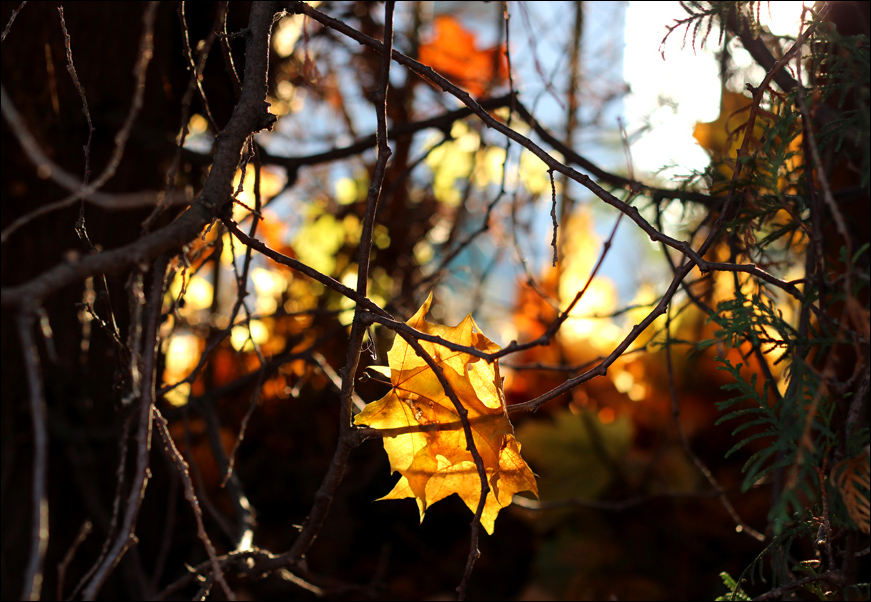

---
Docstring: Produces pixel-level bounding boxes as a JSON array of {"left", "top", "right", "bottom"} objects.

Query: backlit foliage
[{"left": 354, "top": 294, "right": 537, "bottom": 534}]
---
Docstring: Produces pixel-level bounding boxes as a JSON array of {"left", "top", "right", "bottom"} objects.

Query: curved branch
[{"left": 0, "top": 1, "right": 278, "bottom": 309}]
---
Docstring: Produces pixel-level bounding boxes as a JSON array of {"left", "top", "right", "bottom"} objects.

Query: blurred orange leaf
[
  {"left": 418, "top": 16, "right": 507, "bottom": 97},
  {"left": 355, "top": 293, "right": 537, "bottom": 533}
]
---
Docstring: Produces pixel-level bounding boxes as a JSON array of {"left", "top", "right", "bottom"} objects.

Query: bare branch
[
  {"left": 1, "top": 1, "right": 278, "bottom": 308},
  {"left": 152, "top": 406, "right": 234, "bottom": 599},
  {"left": 16, "top": 311, "right": 48, "bottom": 602},
  {"left": 80, "top": 257, "right": 168, "bottom": 600}
]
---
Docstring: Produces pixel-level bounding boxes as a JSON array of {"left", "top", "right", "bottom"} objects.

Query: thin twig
[
  {"left": 153, "top": 406, "right": 234, "bottom": 599},
  {"left": 0, "top": 0, "right": 26, "bottom": 42},
  {"left": 86, "top": 1, "right": 158, "bottom": 199},
  {"left": 0, "top": 189, "right": 192, "bottom": 245},
  {"left": 215, "top": 152, "right": 270, "bottom": 531},
  {"left": 68, "top": 414, "right": 134, "bottom": 600},
  {"left": 218, "top": 0, "right": 242, "bottom": 97},
  {"left": 548, "top": 169, "right": 558, "bottom": 266},
  {"left": 142, "top": 2, "right": 223, "bottom": 231},
  {"left": 285, "top": 0, "right": 396, "bottom": 563},
  {"left": 156, "top": 548, "right": 350, "bottom": 600},
  {"left": 665, "top": 308, "right": 765, "bottom": 541},
  {"left": 80, "top": 256, "right": 168, "bottom": 600},
  {"left": 17, "top": 311, "right": 49, "bottom": 602},
  {"left": 385, "top": 329, "right": 490, "bottom": 602},
  {"left": 313, "top": 352, "right": 366, "bottom": 412},
  {"left": 56, "top": 520, "right": 92, "bottom": 600},
  {"left": 57, "top": 5, "right": 95, "bottom": 207},
  {"left": 148, "top": 468, "right": 179, "bottom": 591},
  {"left": 751, "top": 571, "right": 840, "bottom": 601}
]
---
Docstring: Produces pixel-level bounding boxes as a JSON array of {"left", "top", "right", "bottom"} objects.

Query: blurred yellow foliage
[
  {"left": 693, "top": 90, "right": 759, "bottom": 180},
  {"left": 557, "top": 212, "right": 621, "bottom": 358}
]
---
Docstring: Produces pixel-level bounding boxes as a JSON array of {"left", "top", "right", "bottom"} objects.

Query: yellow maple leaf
[
  {"left": 355, "top": 293, "right": 537, "bottom": 534},
  {"left": 693, "top": 90, "right": 760, "bottom": 182},
  {"left": 693, "top": 89, "right": 803, "bottom": 194}
]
